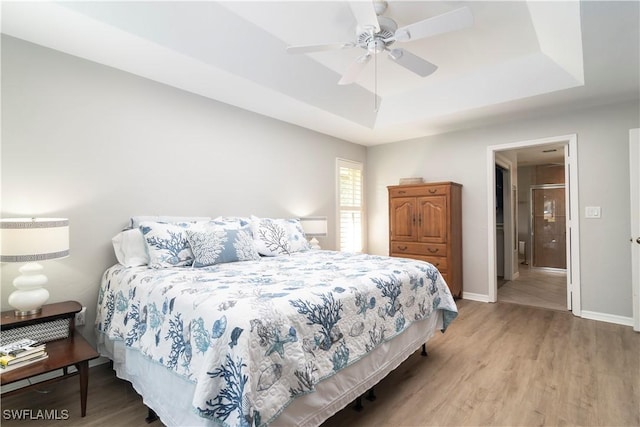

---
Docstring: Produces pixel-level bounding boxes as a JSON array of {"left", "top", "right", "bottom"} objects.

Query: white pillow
[
  {"left": 112, "top": 229, "right": 149, "bottom": 267},
  {"left": 250, "top": 215, "right": 311, "bottom": 256},
  {"left": 212, "top": 217, "right": 252, "bottom": 228},
  {"left": 130, "top": 216, "right": 211, "bottom": 228}
]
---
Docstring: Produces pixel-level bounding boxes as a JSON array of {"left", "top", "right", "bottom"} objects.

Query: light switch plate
[{"left": 585, "top": 206, "right": 601, "bottom": 218}]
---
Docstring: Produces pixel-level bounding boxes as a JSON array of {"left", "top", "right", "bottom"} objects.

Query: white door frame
[
  {"left": 630, "top": 128, "right": 639, "bottom": 332},
  {"left": 486, "top": 134, "right": 581, "bottom": 316}
]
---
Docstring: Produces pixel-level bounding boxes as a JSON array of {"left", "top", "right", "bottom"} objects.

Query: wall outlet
[{"left": 75, "top": 306, "right": 87, "bottom": 326}]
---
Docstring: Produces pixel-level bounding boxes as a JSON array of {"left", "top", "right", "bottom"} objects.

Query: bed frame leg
[
  {"left": 421, "top": 343, "right": 428, "bottom": 357},
  {"left": 353, "top": 396, "right": 364, "bottom": 412},
  {"left": 145, "top": 407, "right": 158, "bottom": 423},
  {"left": 366, "top": 387, "right": 376, "bottom": 401}
]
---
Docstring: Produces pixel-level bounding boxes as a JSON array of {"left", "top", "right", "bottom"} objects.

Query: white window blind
[{"left": 337, "top": 159, "right": 363, "bottom": 252}]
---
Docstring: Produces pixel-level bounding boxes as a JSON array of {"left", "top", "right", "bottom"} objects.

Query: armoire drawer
[
  {"left": 389, "top": 253, "right": 449, "bottom": 272},
  {"left": 390, "top": 242, "right": 447, "bottom": 257},
  {"left": 388, "top": 185, "right": 449, "bottom": 198},
  {"left": 423, "top": 256, "right": 448, "bottom": 271}
]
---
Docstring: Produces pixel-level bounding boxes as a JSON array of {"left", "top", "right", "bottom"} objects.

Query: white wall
[
  {"left": 0, "top": 36, "right": 366, "bottom": 345},
  {"left": 367, "top": 100, "right": 639, "bottom": 319}
]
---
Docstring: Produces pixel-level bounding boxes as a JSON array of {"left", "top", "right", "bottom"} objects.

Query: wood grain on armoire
[{"left": 388, "top": 182, "right": 463, "bottom": 298}]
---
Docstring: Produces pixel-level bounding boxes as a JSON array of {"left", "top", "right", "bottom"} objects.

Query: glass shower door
[{"left": 531, "top": 185, "right": 566, "bottom": 269}]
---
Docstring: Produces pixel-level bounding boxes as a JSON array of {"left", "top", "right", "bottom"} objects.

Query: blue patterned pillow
[
  {"left": 250, "top": 216, "right": 311, "bottom": 256},
  {"left": 139, "top": 222, "right": 194, "bottom": 268},
  {"left": 186, "top": 224, "right": 260, "bottom": 267}
]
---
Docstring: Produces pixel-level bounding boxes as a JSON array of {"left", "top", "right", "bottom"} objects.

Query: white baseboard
[
  {"left": 461, "top": 292, "right": 491, "bottom": 303},
  {"left": 456, "top": 294, "right": 633, "bottom": 328},
  {"left": 580, "top": 310, "right": 634, "bottom": 327}
]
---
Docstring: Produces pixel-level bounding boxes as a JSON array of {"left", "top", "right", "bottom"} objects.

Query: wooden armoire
[{"left": 388, "top": 182, "right": 463, "bottom": 298}]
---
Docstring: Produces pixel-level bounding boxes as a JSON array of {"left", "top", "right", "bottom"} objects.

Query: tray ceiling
[{"left": 2, "top": 1, "right": 638, "bottom": 145}]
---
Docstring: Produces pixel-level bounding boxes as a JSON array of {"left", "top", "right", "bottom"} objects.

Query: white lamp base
[
  {"left": 8, "top": 262, "right": 50, "bottom": 316},
  {"left": 309, "top": 237, "right": 321, "bottom": 250}
]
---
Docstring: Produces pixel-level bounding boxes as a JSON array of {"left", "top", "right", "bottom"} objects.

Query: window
[{"left": 337, "top": 159, "right": 364, "bottom": 252}]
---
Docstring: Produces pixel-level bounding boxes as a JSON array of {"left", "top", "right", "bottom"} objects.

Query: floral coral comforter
[{"left": 95, "top": 250, "right": 457, "bottom": 427}]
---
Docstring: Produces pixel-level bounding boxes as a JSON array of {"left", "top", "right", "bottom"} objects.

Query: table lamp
[
  {"left": 300, "top": 217, "right": 328, "bottom": 250},
  {"left": 1, "top": 218, "right": 69, "bottom": 316}
]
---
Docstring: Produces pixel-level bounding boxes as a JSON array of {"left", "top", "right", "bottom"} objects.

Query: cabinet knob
[
  {"left": 428, "top": 248, "right": 439, "bottom": 253},
  {"left": 398, "top": 246, "right": 408, "bottom": 251},
  {"left": 428, "top": 189, "right": 437, "bottom": 194}
]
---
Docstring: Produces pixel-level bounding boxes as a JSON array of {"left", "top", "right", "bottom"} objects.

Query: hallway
[{"left": 498, "top": 266, "right": 567, "bottom": 311}]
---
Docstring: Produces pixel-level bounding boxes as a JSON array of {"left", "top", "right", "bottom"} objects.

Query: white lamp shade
[
  {"left": 1, "top": 218, "right": 69, "bottom": 262},
  {"left": 300, "top": 217, "right": 328, "bottom": 237}
]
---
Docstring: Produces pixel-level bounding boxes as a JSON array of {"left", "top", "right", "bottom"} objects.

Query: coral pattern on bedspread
[{"left": 95, "top": 250, "right": 457, "bottom": 427}]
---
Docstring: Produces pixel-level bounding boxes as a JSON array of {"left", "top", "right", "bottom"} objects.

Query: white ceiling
[
  {"left": 2, "top": 1, "right": 639, "bottom": 146},
  {"left": 508, "top": 143, "right": 566, "bottom": 167}
]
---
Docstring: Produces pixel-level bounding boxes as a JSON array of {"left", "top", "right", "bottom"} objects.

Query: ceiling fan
[{"left": 286, "top": 1, "right": 473, "bottom": 85}]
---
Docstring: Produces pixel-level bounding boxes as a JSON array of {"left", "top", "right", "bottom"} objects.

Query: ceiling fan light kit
[
  {"left": 286, "top": 2, "right": 473, "bottom": 85},
  {"left": 373, "top": 0, "right": 388, "bottom": 17}
]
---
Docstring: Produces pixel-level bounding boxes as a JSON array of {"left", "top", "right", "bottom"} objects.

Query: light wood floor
[
  {"left": 498, "top": 265, "right": 567, "bottom": 312},
  {"left": 1, "top": 300, "right": 638, "bottom": 426}
]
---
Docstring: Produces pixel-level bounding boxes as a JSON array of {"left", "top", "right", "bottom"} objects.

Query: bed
[{"left": 95, "top": 217, "right": 458, "bottom": 427}]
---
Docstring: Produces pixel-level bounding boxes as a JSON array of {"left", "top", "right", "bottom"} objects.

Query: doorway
[
  {"left": 499, "top": 170, "right": 568, "bottom": 311},
  {"left": 486, "top": 134, "right": 581, "bottom": 316}
]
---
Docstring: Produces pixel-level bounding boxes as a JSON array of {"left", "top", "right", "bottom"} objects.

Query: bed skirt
[{"left": 97, "top": 310, "right": 443, "bottom": 427}]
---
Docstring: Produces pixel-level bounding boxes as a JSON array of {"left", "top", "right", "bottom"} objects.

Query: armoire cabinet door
[
  {"left": 417, "top": 196, "right": 448, "bottom": 243},
  {"left": 390, "top": 197, "right": 417, "bottom": 241}
]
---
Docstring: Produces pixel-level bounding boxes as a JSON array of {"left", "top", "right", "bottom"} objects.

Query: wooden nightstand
[{"left": 0, "top": 301, "right": 99, "bottom": 417}]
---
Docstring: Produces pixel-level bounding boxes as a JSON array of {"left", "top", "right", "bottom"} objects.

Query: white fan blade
[
  {"left": 338, "top": 53, "right": 372, "bottom": 85},
  {"left": 388, "top": 49, "right": 438, "bottom": 77},
  {"left": 286, "top": 42, "right": 355, "bottom": 54},
  {"left": 349, "top": 1, "right": 380, "bottom": 33},
  {"left": 393, "top": 7, "right": 473, "bottom": 42}
]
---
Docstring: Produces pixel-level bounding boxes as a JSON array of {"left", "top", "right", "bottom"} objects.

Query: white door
[{"left": 630, "top": 129, "right": 639, "bottom": 332}]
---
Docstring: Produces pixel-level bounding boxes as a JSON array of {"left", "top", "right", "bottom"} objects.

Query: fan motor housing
[{"left": 357, "top": 16, "right": 397, "bottom": 51}]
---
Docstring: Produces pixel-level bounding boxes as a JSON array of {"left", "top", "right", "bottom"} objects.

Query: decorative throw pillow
[
  {"left": 112, "top": 228, "right": 149, "bottom": 267},
  {"left": 139, "top": 222, "right": 194, "bottom": 268},
  {"left": 250, "top": 216, "right": 311, "bottom": 256},
  {"left": 186, "top": 224, "right": 260, "bottom": 267}
]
